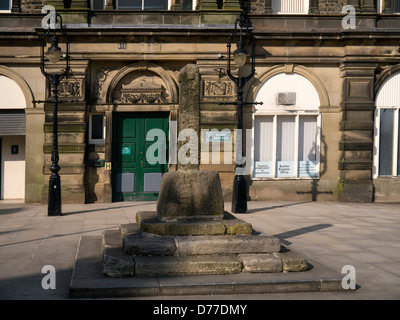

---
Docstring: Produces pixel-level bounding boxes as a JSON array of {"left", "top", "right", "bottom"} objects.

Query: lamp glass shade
[
  {"left": 46, "top": 47, "right": 63, "bottom": 63},
  {"left": 233, "top": 41, "right": 247, "bottom": 68},
  {"left": 233, "top": 52, "right": 247, "bottom": 68},
  {"left": 45, "top": 37, "right": 63, "bottom": 63}
]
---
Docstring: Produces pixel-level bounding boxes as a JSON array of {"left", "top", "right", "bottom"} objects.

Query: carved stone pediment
[{"left": 113, "top": 74, "right": 168, "bottom": 104}]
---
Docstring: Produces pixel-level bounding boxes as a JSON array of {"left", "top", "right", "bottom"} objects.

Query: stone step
[
  {"left": 103, "top": 227, "right": 281, "bottom": 257},
  {"left": 135, "top": 211, "right": 253, "bottom": 236},
  {"left": 72, "top": 236, "right": 347, "bottom": 298},
  {"left": 175, "top": 235, "right": 281, "bottom": 255},
  {"left": 135, "top": 255, "right": 243, "bottom": 277}
]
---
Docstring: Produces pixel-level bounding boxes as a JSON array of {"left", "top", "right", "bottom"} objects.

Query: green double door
[{"left": 112, "top": 112, "right": 169, "bottom": 201}]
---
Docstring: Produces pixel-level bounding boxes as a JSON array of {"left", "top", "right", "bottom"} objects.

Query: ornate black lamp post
[
  {"left": 226, "top": 2, "right": 256, "bottom": 213},
  {"left": 40, "top": 13, "right": 70, "bottom": 216}
]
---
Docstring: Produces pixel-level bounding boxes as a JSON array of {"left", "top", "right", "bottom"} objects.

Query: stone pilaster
[
  {"left": 338, "top": 62, "right": 377, "bottom": 202},
  {"left": 42, "top": 60, "right": 89, "bottom": 204}
]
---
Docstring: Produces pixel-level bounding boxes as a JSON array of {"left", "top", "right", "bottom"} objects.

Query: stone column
[
  {"left": 170, "top": 0, "right": 183, "bottom": 10},
  {"left": 264, "top": 0, "right": 272, "bottom": 13},
  {"left": 383, "top": 0, "right": 392, "bottom": 13},
  {"left": 105, "top": 0, "right": 114, "bottom": 9},
  {"left": 197, "top": 0, "right": 218, "bottom": 10},
  {"left": 338, "top": 62, "right": 377, "bottom": 202},
  {"left": 11, "top": 0, "right": 20, "bottom": 12},
  {"left": 309, "top": 0, "right": 319, "bottom": 14},
  {"left": 222, "top": 0, "right": 241, "bottom": 10},
  {"left": 362, "top": 0, "right": 376, "bottom": 12},
  {"left": 177, "top": 64, "right": 200, "bottom": 171},
  {"left": 347, "top": 0, "right": 360, "bottom": 12}
]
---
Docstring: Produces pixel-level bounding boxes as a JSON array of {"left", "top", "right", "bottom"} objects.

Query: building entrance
[{"left": 112, "top": 112, "right": 169, "bottom": 201}]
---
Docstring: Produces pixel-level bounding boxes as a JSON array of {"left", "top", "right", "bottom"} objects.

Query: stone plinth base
[{"left": 101, "top": 218, "right": 308, "bottom": 278}]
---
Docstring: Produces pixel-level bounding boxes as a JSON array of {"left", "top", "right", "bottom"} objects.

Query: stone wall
[
  {"left": 20, "top": 0, "right": 47, "bottom": 13},
  {"left": 318, "top": 0, "right": 346, "bottom": 14}
]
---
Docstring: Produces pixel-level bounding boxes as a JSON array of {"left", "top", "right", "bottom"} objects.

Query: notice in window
[
  {"left": 276, "top": 161, "right": 294, "bottom": 178},
  {"left": 298, "top": 161, "right": 317, "bottom": 178},
  {"left": 254, "top": 161, "right": 272, "bottom": 178}
]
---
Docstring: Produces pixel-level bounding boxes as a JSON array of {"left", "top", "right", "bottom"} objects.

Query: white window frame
[
  {"left": 373, "top": 106, "right": 400, "bottom": 178},
  {"left": 89, "top": 113, "right": 106, "bottom": 145},
  {"left": 251, "top": 111, "right": 321, "bottom": 180},
  {"left": 116, "top": 0, "right": 171, "bottom": 10},
  {"left": 271, "top": 0, "right": 309, "bottom": 14},
  {"left": 0, "top": 0, "right": 12, "bottom": 12}
]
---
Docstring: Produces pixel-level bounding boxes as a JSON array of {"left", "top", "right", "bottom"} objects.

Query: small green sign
[{"left": 122, "top": 147, "right": 131, "bottom": 155}]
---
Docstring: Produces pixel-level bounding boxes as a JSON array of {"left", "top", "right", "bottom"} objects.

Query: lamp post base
[
  {"left": 48, "top": 177, "right": 62, "bottom": 216},
  {"left": 231, "top": 174, "right": 247, "bottom": 213}
]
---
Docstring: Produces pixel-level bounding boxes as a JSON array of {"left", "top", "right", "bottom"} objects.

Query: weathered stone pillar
[
  {"left": 338, "top": 62, "right": 377, "bottom": 202},
  {"left": 177, "top": 64, "right": 200, "bottom": 171}
]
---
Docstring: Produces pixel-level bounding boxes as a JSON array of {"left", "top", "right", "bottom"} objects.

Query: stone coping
[{"left": 135, "top": 211, "right": 253, "bottom": 236}]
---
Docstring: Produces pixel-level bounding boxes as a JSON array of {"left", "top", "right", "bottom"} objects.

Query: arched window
[
  {"left": 374, "top": 72, "right": 400, "bottom": 177},
  {"left": 252, "top": 72, "right": 321, "bottom": 179}
]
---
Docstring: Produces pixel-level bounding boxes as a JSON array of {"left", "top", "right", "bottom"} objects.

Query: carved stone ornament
[
  {"left": 113, "top": 76, "right": 167, "bottom": 104},
  {"left": 58, "top": 80, "right": 81, "bottom": 98},
  {"left": 204, "top": 80, "right": 234, "bottom": 97}
]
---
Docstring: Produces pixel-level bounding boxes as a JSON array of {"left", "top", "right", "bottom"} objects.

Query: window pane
[
  {"left": 118, "top": 0, "right": 142, "bottom": 9},
  {"left": 379, "top": 109, "right": 394, "bottom": 176},
  {"left": 276, "top": 116, "right": 295, "bottom": 177},
  {"left": 254, "top": 116, "right": 273, "bottom": 177},
  {"left": 254, "top": 116, "right": 273, "bottom": 162},
  {"left": 91, "top": 115, "right": 104, "bottom": 140},
  {"left": 272, "top": 0, "right": 306, "bottom": 13},
  {"left": 298, "top": 116, "right": 317, "bottom": 178},
  {"left": 144, "top": 0, "right": 168, "bottom": 9},
  {"left": 92, "top": 0, "right": 105, "bottom": 9},
  {"left": 298, "top": 116, "right": 317, "bottom": 161},
  {"left": 0, "top": 0, "right": 10, "bottom": 10}
]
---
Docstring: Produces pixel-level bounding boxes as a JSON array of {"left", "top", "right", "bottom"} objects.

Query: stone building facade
[{"left": 1, "top": 0, "right": 400, "bottom": 204}]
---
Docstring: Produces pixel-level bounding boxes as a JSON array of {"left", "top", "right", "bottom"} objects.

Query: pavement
[{"left": 0, "top": 200, "right": 400, "bottom": 300}]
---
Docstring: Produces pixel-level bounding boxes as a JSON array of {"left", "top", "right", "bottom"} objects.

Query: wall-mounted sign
[
  {"left": 254, "top": 161, "right": 272, "bottom": 178},
  {"left": 105, "top": 162, "right": 112, "bottom": 171},
  {"left": 298, "top": 161, "right": 317, "bottom": 177},
  {"left": 276, "top": 161, "right": 294, "bottom": 178},
  {"left": 205, "top": 131, "right": 231, "bottom": 143},
  {"left": 121, "top": 146, "right": 131, "bottom": 155}
]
